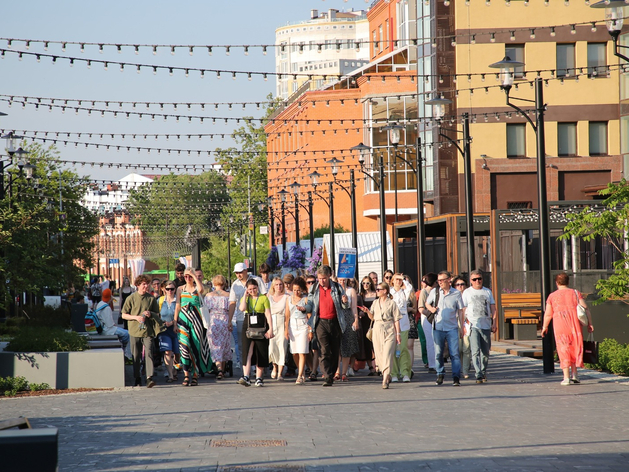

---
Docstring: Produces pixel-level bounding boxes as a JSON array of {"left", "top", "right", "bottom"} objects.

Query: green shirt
[
  {"left": 240, "top": 294, "right": 271, "bottom": 314},
  {"left": 122, "top": 292, "right": 161, "bottom": 338}
]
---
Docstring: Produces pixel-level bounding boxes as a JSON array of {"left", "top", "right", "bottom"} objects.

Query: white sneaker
[
  {"left": 347, "top": 367, "right": 355, "bottom": 377},
  {"left": 391, "top": 376, "right": 399, "bottom": 382},
  {"left": 402, "top": 375, "right": 411, "bottom": 383}
]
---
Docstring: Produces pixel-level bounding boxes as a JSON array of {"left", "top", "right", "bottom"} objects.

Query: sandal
[
  {"left": 333, "top": 373, "right": 341, "bottom": 381},
  {"left": 216, "top": 370, "right": 224, "bottom": 380},
  {"left": 182, "top": 377, "right": 190, "bottom": 387},
  {"left": 341, "top": 374, "right": 348, "bottom": 382},
  {"left": 191, "top": 377, "right": 198, "bottom": 386},
  {"left": 308, "top": 372, "right": 318, "bottom": 382}
]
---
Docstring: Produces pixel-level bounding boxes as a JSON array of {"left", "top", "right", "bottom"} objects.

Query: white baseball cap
[{"left": 233, "top": 262, "right": 247, "bottom": 273}]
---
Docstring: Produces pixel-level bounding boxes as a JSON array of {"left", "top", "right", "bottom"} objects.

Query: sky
[{"left": 1, "top": 0, "right": 373, "bottom": 183}]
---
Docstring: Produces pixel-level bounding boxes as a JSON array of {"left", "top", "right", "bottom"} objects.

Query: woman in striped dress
[{"left": 174, "top": 267, "right": 211, "bottom": 386}]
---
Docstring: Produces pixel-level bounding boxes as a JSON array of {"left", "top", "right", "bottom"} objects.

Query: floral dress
[{"left": 205, "top": 293, "right": 232, "bottom": 363}]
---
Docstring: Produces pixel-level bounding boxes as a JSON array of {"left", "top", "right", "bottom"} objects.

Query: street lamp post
[
  {"left": 426, "top": 98, "right": 476, "bottom": 275},
  {"left": 278, "top": 189, "right": 288, "bottom": 254},
  {"left": 382, "top": 123, "right": 404, "bottom": 224},
  {"left": 290, "top": 182, "right": 300, "bottom": 248},
  {"left": 381, "top": 124, "right": 426, "bottom": 284},
  {"left": 267, "top": 196, "right": 275, "bottom": 248},
  {"left": 591, "top": 1, "right": 629, "bottom": 62},
  {"left": 489, "top": 57, "right": 553, "bottom": 374},
  {"left": 308, "top": 171, "right": 337, "bottom": 273},
  {"left": 351, "top": 143, "right": 388, "bottom": 276},
  {"left": 327, "top": 158, "right": 358, "bottom": 277}
]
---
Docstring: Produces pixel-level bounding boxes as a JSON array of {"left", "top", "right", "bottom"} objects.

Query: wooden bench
[
  {"left": 501, "top": 293, "right": 542, "bottom": 340},
  {"left": 77, "top": 333, "right": 123, "bottom": 349}
]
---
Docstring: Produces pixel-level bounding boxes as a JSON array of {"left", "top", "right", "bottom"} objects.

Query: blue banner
[{"left": 336, "top": 248, "right": 357, "bottom": 279}]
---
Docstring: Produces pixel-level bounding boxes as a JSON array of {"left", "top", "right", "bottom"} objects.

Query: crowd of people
[{"left": 92, "top": 260, "right": 594, "bottom": 389}]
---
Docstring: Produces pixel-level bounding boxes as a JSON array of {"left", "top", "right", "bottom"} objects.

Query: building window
[
  {"left": 589, "top": 121, "right": 608, "bottom": 156},
  {"left": 372, "top": 29, "right": 377, "bottom": 57},
  {"left": 556, "top": 44, "right": 575, "bottom": 78},
  {"left": 587, "top": 43, "right": 607, "bottom": 77},
  {"left": 558, "top": 122, "right": 577, "bottom": 156},
  {"left": 507, "top": 202, "right": 533, "bottom": 209},
  {"left": 378, "top": 24, "right": 383, "bottom": 52},
  {"left": 507, "top": 123, "right": 526, "bottom": 157},
  {"left": 505, "top": 45, "right": 524, "bottom": 78}
]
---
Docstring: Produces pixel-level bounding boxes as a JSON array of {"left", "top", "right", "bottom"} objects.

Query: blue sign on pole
[
  {"left": 336, "top": 248, "right": 357, "bottom": 279},
  {"left": 109, "top": 258, "right": 119, "bottom": 265}
]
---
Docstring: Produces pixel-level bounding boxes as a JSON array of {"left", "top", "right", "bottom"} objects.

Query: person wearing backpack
[
  {"left": 425, "top": 271, "right": 465, "bottom": 387},
  {"left": 96, "top": 289, "right": 131, "bottom": 359}
]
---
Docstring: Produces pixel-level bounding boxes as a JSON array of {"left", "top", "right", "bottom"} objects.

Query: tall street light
[
  {"left": 351, "top": 143, "right": 388, "bottom": 276},
  {"left": 308, "top": 170, "right": 336, "bottom": 273},
  {"left": 381, "top": 125, "right": 426, "bottom": 284},
  {"left": 288, "top": 183, "right": 315, "bottom": 255},
  {"left": 382, "top": 123, "right": 404, "bottom": 224},
  {"left": 277, "top": 189, "right": 288, "bottom": 254},
  {"left": 489, "top": 56, "right": 553, "bottom": 374},
  {"left": 289, "top": 181, "right": 301, "bottom": 247},
  {"left": 425, "top": 97, "right": 476, "bottom": 275},
  {"left": 327, "top": 158, "right": 358, "bottom": 278},
  {"left": 591, "top": 1, "right": 629, "bottom": 62},
  {"left": 266, "top": 196, "right": 275, "bottom": 249}
]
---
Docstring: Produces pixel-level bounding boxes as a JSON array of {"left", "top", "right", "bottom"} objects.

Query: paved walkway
[{"left": 2, "top": 351, "right": 628, "bottom": 471}]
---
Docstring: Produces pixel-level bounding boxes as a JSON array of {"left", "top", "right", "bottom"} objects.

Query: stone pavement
[{"left": 2, "top": 351, "right": 628, "bottom": 472}]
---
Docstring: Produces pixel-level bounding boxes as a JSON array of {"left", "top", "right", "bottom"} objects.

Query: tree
[
  {"left": 0, "top": 143, "right": 97, "bottom": 308},
  {"left": 214, "top": 94, "right": 281, "bottom": 231},
  {"left": 561, "top": 179, "right": 629, "bottom": 304},
  {"left": 302, "top": 224, "right": 349, "bottom": 240},
  {"left": 125, "top": 171, "right": 230, "bottom": 265}
]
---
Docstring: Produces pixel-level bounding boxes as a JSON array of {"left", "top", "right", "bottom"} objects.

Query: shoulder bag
[
  {"left": 575, "top": 290, "right": 588, "bottom": 326},
  {"left": 246, "top": 312, "right": 267, "bottom": 340}
]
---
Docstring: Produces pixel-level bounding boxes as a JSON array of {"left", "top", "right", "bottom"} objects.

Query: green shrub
[
  {"left": 0, "top": 376, "right": 29, "bottom": 396},
  {"left": 29, "top": 382, "right": 51, "bottom": 392},
  {"left": 6, "top": 327, "right": 88, "bottom": 353},
  {"left": 595, "top": 339, "right": 629, "bottom": 376},
  {"left": 18, "top": 305, "right": 71, "bottom": 329},
  {"left": 0, "top": 376, "right": 50, "bottom": 396}
]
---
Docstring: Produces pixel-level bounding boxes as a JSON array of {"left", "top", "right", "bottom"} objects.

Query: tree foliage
[
  {"left": 214, "top": 94, "right": 281, "bottom": 226},
  {"left": 0, "top": 143, "right": 97, "bottom": 307},
  {"left": 302, "top": 224, "right": 349, "bottom": 240},
  {"left": 125, "top": 171, "right": 230, "bottom": 262},
  {"left": 561, "top": 179, "right": 629, "bottom": 304}
]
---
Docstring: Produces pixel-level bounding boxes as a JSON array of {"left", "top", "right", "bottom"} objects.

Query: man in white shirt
[
  {"left": 462, "top": 270, "right": 497, "bottom": 384},
  {"left": 96, "top": 289, "right": 131, "bottom": 359},
  {"left": 228, "top": 262, "right": 267, "bottom": 367}
]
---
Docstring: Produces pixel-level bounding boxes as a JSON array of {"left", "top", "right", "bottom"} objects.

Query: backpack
[
  {"left": 85, "top": 304, "right": 107, "bottom": 334},
  {"left": 91, "top": 283, "right": 101, "bottom": 297}
]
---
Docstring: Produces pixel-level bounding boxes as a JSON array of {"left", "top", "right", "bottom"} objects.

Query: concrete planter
[
  {"left": 0, "top": 349, "right": 124, "bottom": 389},
  {"left": 587, "top": 300, "right": 629, "bottom": 344}
]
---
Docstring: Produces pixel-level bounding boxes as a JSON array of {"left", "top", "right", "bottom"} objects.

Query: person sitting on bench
[{"left": 97, "top": 289, "right": 132, "bottom": 359}]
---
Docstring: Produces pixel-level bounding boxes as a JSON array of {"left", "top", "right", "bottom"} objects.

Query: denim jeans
[
  {"left": 433, "top": 328, "right": 461, "bottom": 379},
  {"left": 115, "top": 327, "right": 132, "bottom": 359},
  {"left": 470, "top": 327, "right": 491, "bottom": 380}
]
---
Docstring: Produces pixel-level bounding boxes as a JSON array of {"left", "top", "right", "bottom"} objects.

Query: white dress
[
  {"left": 288, "top": 296, "right": 309, "bottom": 354},
  {"left": 268, "top": 294, "right": 289, "bottom": 365}
]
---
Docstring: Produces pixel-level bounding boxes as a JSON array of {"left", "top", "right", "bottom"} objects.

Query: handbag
[
  {"left": 583, "top": 332, "right": 598, "bottom": 365},
  {"left": 246, "top": 312, "right": 267, "bottom": 340},
  {"left": 575, "top": 290, "right": 588, "bottom": 326},
  {"left": 365, "top": 319, "right": 374, "bottom": 342}
]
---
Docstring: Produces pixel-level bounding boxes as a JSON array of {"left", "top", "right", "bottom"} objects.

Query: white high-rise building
[
  {"left": 275, "top": 8, "right": 369, "bottom": 100},
  {"left": 81, "top": 172, "right": 153, "bottom": 213}
]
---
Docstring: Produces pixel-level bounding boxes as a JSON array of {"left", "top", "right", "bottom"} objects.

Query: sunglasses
[
  {"left": 306, "top": 281, "right": 315, "bottom": 285},
  {"left": 471, "top": 278, "right": 482, "bottom": 282},
  {"left": 437, "top": 279, "right": 449, "bottom": 283},
  {"left": 362, "top": 282, "right": 371, "bottom": 285},
  {"left": 165, "top": 287, "right": 175, "bottom": 291},
  {"left": 384, "top": 276, "right": 392, "bottom": 279},
  {"left": 376, "top": 287, "right": 386, "bottom": 291},
  {"left": 455, "top": 283, "right": 466, "bottom": 287}
]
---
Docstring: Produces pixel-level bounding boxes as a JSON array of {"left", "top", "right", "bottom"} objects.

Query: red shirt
[{"left": 318, "top": 284, "right": 337, "bottom": 320}]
